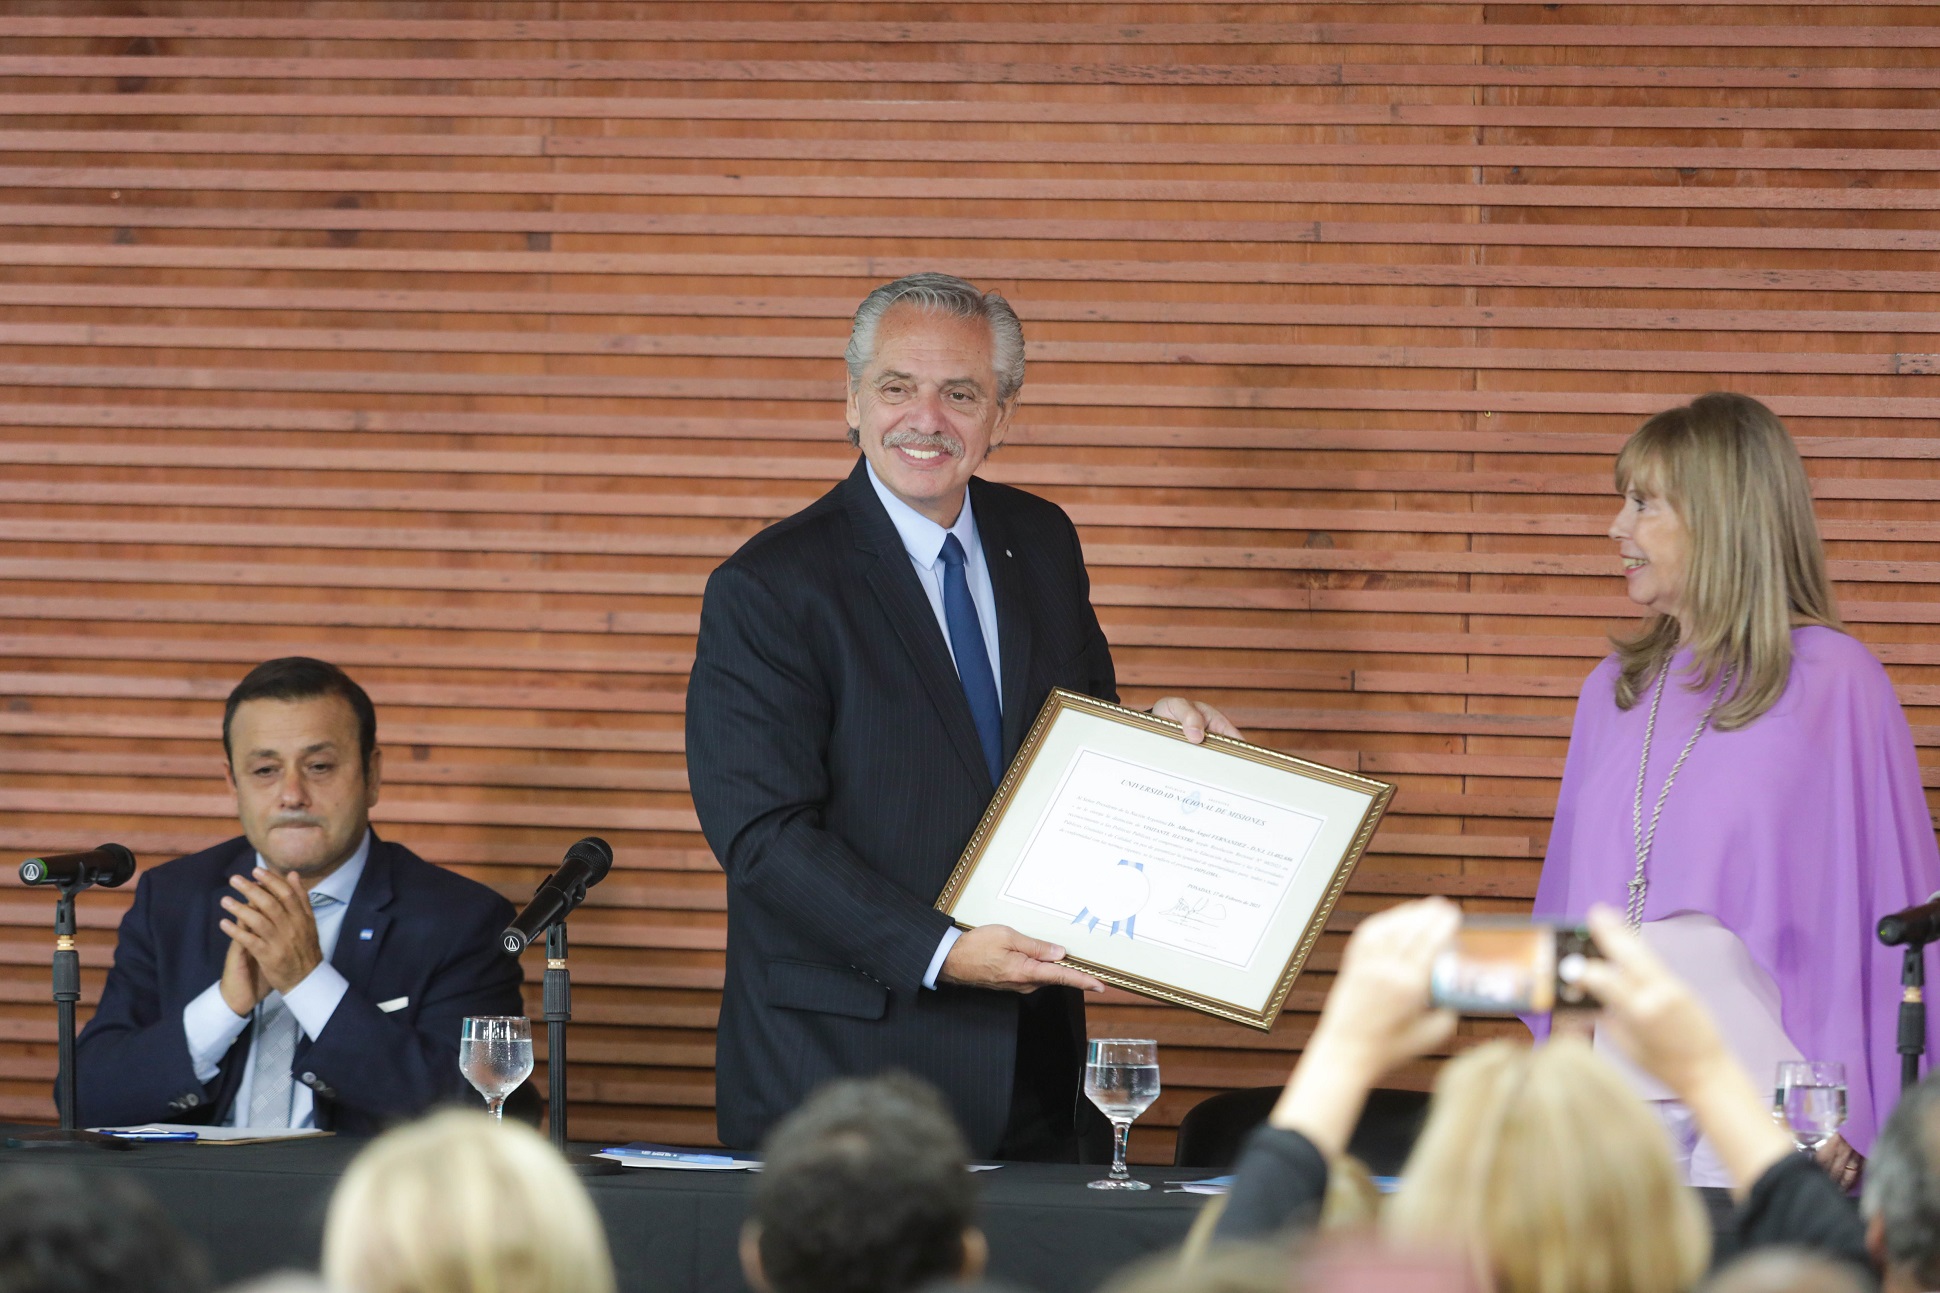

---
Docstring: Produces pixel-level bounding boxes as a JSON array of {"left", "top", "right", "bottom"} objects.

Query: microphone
[
  {"left": 501, "top": 837, "right": 613, "bottom": 955},
  {"left": 1879, "top": 891, "right": 1940, "bottom": 947},
  {"left": 19, "top": 844, "right": 137, "bottom": 891}
]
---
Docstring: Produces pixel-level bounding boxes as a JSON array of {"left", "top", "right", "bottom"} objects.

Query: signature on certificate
[{"left": 1159, "top": 893, "right": 1228, "bottom": 930}]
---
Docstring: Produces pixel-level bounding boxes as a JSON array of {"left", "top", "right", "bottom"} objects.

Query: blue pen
[{"left": 601, "top": 1147, "right": 736, "bottom": 1164}]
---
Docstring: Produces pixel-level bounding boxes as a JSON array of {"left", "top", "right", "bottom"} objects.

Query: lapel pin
[
  {"left": 359, "top": 928, "right": 374, "bottom": 941},
  {"left": 1006, "top": 549, "right": 1013, "bottom": 558}
]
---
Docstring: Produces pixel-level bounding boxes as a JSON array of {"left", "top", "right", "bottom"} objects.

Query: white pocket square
[{"left": 376, "top": 996, "right": 409, "bottom": 1013}]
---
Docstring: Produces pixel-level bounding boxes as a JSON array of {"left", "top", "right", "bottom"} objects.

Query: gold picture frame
[{"left": 936, "top": 689, "right": 1394, "bottom": 1031}]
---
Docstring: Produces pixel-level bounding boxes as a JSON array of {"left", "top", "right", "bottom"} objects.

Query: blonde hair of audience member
[
  {"left": 1180, "top": 1151, "right": 1381, "bottom": 1265},
  {"left": 1101, "top": 1242, "right": 1306, "bottom": 1293},
  {"left": 1611, "top": 391, "right": 1839, "bottom": 730},
  {"left": 322, "top": 1109, "right": 616, "bottom": 1293},
  {"left": 1320, "top": 1153, "right": 1383, "bottom": 1232},
  {"left": 1384, "top": 1038, "right": 1711, "bottom": 1293}
]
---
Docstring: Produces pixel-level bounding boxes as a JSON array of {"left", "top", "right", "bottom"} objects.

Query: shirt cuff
[
  {"left": 923, "top": 927, "right": 964, "bottom": 991},
  {"left": 182, "top": 982, "right": 252, "bottom": 1083},
  {"left": 280, "top": 961, "right": 350, "bottom": 1042}
]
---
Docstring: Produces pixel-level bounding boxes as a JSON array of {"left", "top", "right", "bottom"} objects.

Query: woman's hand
[
  {"left": 1575, "top": 905, "right": 1795, "bottom": 1196},
  {"left": 1266, "top": 897, "right": 1460, "bottom": 1156},
  {"left": 1816, "top": 1132, "right": 1864, "bottom": 1192}
]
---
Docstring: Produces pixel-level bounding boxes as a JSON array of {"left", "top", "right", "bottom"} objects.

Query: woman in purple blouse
[{"left": 1533, "top": 392, "right": 1940, "bottom": 1191}]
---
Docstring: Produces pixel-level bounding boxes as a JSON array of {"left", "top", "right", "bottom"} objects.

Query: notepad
[
  {"left": 595, "top": 1142, "right": 759, "bottom": 1170},
  {"left": 92, "top": 1123, "right": 333, "bottom": 1145}
]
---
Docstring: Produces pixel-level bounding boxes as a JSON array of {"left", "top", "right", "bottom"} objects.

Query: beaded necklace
[{"left": 1626, "top": 661, "right": 1734, "bottom": 930}]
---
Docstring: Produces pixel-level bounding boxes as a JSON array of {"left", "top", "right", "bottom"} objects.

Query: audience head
[
  {"left": 221, "top": 656, "right": 382, "bottom": 879},
  {"left": 0, "top": 1165, "right": 208, "bottom": 1293},
  {"left": 1863, "top": 1071, "right": 1940, "bottom": 1292},
  {"left": 1609, "top": 391, "right": 1838, "bottom": 729},
  {"left": 1385, "top": 1037, "right": 1711, "bottom": 1293},
  {"left": 322, "top": 1109, "right": 615, "bottom": 1293},
  {"left": 744, "top": 1072, "right": 983, "bottom": 1293},
  {"left": 1704, "top": 1249, "right": 1869, "bottom": 1293}
]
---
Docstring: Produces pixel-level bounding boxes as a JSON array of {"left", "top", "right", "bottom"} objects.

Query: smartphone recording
[{"left": 1428, "top": 920, "right": 1600, "bottom": 1015}]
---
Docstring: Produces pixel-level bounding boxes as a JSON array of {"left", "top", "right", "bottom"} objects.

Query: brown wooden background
[{"left": 0, "top": 1, "right": 1935, "bottom": 1161}]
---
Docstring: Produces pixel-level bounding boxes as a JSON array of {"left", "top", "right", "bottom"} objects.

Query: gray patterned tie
[{"left": 244, "top": 890, "right": 335, "bottom": 1128}]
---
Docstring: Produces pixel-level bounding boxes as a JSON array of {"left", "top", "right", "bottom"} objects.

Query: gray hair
[
  {"left": 1863, "top": 1073, "right": 1940, "bottom": 1285},
  {"left": 844, "top": 272, "right": 1026, "bottom": 405}
]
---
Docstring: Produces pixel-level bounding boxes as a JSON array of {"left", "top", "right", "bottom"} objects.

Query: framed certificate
[{"left": 935, "top": 689, "right": 1394, "bottom": 1031}]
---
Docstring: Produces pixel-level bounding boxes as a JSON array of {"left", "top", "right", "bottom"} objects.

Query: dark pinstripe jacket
[
  {"left": 685, "top": 458, "right": 1119, "bottom": 1153},
  {"left": 75, "top": 834, "right": 522, "bottom": 1134}
]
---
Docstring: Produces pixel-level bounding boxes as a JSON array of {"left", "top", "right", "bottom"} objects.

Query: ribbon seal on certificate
[{"left": 1070, "top": 858, "right": 1148, "bottom": 940}]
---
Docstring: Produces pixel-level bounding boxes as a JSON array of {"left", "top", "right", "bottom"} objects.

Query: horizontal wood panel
[
  {"left": 8, "top": 18, "right": 1940, "bottom": 46},
  {"left": 11, "top": 167, "right": 1939, "bottom": 211},
  {"left": 1, "top": 1, "right": 1934, "bottom": 1164},
  {"left": 6, "top": 55, "right": 1939, "bottom": 89}
]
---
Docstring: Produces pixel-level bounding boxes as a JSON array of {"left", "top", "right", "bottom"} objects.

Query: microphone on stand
[
  {"left": 14, "top": 843, "right": 140, "bottom": 1144},
  {"left": 501, "top": 837, "right": 613, "bottom": 955},
  {"left": 20, "top": 845, "right": 136, "bottom": 891},
  {"left": 1879, "top": 891, "right": 1940, "bottom": 947},
  {"left": 1880, "top": 891, "right": 1940, "bottom": 1092}
]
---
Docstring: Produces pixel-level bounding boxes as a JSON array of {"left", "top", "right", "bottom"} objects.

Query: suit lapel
[
  {"left": 972, "top": 480, "right": 1035, "bottom": 761},
  {"left": 330, "top": 836, "right": 395, "bottom": 998},
  {"left": 843, "top": 460, "right": 995, "bottom": 792}
]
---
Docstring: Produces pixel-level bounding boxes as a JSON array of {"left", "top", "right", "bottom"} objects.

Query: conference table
[{"left": 0, "top": 1132, "right": 1203, "bottom": 1293}]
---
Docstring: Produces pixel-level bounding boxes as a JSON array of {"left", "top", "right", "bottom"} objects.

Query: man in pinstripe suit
[{"left": 686, "top": 274, "right": 1237, "bottom": 1159}]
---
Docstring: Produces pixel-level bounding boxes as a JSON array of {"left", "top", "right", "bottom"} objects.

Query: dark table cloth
[{"left": 0, "top": 1134, "right": 1200, "bottom": 1293}]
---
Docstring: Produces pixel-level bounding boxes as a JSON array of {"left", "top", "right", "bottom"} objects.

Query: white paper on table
[
  {"left": 595, "top": 1153, "right": 755, "bottom": 1170},
  {"left": 91, "top": 1123, "right": 331, "bottom": 1144}
]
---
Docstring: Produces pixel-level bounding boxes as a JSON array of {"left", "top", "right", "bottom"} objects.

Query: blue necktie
[{"left": 938, "top": 534, "right": 1004, "bottom": 786}]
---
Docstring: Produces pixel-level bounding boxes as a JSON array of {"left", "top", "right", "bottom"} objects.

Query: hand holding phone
[{"left": 1428, "top": 920, "right": 1603, "bottom": 1015}]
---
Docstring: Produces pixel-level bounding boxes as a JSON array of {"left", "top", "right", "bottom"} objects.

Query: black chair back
[{"left": 1171, "top": 1085, "right": 1432, "bottom": 1175}]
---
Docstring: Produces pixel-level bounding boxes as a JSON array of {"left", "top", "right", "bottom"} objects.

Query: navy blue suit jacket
[
  {"left": 686, "top": 459, "right": 1119, "bottom": 1154},
  {"left": 75, "top": 834, "right": 524, "bottom": 1133}
]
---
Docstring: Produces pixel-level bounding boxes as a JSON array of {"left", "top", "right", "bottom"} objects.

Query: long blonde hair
[
  {"left": 322, "top": 1110, "right": 616, "bottom": 1293},
  {"left": 1385, "top": 1039, "right": 1710, "bottom": 1293},
  {"left": 1611, "top": 392, "right": 1840, "bottom": 730}
]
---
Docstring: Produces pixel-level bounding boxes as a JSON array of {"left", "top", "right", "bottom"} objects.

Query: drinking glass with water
[
  {"left": 1084, "top": 1038, "right": 1159, "bottom": 1191},
  {"left": 460, "top": 1016, "right": 534, "bottom": 1121},
  {"left": 1776, "top": 1059, "right": 1847, "bottom": 1153}
]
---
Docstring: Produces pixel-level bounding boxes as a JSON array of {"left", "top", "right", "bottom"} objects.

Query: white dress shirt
[
  {"left": 864, "top": 463, "right": 1001, "bottom": 989},
  {"left": 180, "top": 830, "right": 369, "bottom": 1127}
]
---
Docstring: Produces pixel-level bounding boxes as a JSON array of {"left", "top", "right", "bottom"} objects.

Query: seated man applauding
[{"left": 77, "top": 657, "right": 524, "bottom": 1132}]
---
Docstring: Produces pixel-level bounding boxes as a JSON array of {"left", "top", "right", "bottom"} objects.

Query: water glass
[
  {"left": 1776, "top": 1060, "right": 1847, "bottom": 1152},
  {"left": 1084, "top": 1038, "right": 1160, "bottom": 1190},
  {"left": 460, "top": 1016, "right": 534, "bottom": 1121}
]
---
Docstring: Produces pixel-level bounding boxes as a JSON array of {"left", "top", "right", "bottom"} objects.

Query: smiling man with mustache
[
  {"left": 76, "top": 657, "right": 524, "bottom": 1132},
  {"left": 687, "top": 273, "right": 1238, "bottom": 1159}
]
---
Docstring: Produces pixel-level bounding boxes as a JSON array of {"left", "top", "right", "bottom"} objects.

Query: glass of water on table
[
  {"left": 460, "top": 1016, "right": 534, "bottom": 1121},
  {"left": 1776, "top": 1060, "right": 1847, "bottom": 1153},
  {"left": 1085, "top": 1038, "right": 1160, "bottom": 1190}
]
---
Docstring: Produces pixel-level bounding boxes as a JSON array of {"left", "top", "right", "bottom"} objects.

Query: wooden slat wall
[{"left": 0, "top": 2, "right": 1935, "bottom": 1161}]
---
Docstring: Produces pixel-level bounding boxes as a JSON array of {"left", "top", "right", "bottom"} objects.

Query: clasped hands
[{"left": 218, "top": 866, "right": 325, "bottom": 1017}]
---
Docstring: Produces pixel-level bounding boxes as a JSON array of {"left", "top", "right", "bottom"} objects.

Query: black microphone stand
[
  {"left": 9, "top": 878, "right": 129, "bottom": 1149},
  {"left": 524, "top": 902, "right": 617, "bottom": 1175},
  {"left": 545, "top": 921, "right": 572, "bottom": 1150},
  {"left": 1902, "top": 941, "right": 1929, "bottom": 1092}
]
